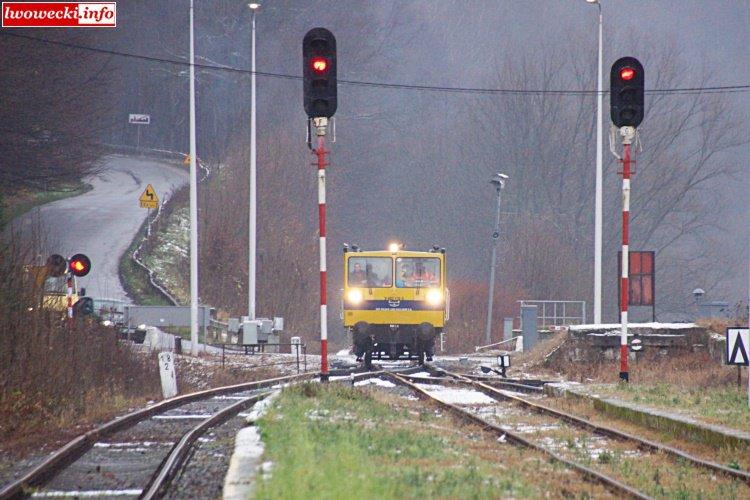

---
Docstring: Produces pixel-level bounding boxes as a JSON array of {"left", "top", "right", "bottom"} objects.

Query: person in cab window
[
  {"left": 365, "top": 264, "right": 384, "bottom": 287},
  {"left": 397, "top": 263, "right": 412, "bottom": 287},
  {"left": 410, "top": 262, "right": 435, "bottom": 286},
  {"left": 349, "top": 262, "right": 367, "bottom": 285}
]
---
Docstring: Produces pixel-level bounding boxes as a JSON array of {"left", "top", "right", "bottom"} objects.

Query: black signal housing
[
  {"left": 610, "top": 56, "right": 644, "bottom": 128},
  {"left": 68, "top": 253, "right": 92, "bottom": 277},
  {"left": 303, "top": 28, "right": 337, "bottom": 119}
]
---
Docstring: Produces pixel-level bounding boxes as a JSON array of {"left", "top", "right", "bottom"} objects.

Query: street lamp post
[
  {"left": 484, "top": 173, "right": 508, "bottom": 345},
  {"left": 587, "top": 0, "right": 604, "bottom": 324},
  {"left": 248, "top": 2, "right": 260, "bottom": 320},
  {"left": 188, "top": 0, "right": 199, "bottom": 355}
]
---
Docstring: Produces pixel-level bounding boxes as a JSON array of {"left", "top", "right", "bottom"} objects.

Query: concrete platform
[{"left": 545, "top": 382, "right": 750, "bottom": 448}]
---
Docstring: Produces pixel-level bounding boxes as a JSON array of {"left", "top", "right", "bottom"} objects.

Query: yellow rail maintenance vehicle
[{"left": 343, "top": 243, "right": 449, "bottom": 366}]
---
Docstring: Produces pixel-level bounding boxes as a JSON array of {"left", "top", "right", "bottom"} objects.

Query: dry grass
[{"left": 0, "top": 230, "right": 162, "bottom": 454}]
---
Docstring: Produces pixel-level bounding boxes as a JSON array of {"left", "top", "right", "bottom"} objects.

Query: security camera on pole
[
  {"left": 609, "top": 56, "right": 645, "bottom": 383},
  {"left": 303, "top": 27, "right": 337, "bottom": 382}
]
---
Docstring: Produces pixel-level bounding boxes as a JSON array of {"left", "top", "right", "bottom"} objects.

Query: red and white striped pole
[
  {"left": 66, "top": 272, "right": 74, "bottom": 331},
  {"left": 313, "top": 117, "right": 329, "bottom": 382},
  {"left": 619, "top": 126, "right": 635, "bottom": 382}
]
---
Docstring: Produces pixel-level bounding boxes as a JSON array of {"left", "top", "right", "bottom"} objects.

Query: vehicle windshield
[
  {"left": 395, "top": 257, "right": 440, "bottom": 288},
  {"left": 347, "top": 257, "right": 392, "bottom": 288},
  {"left": 43, "top": 276, "right": 67, "bottom": 295}
]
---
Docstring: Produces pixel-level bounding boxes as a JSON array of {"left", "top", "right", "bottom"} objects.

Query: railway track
[
  {"left": 1, "top": 373, "right": 310, "bottom": 499},
  {"left": 388, "top": 369, "right": 750, "bottom": 498},
  {"left": 0, "top": 363, "right": 423, "bottom": 500}
]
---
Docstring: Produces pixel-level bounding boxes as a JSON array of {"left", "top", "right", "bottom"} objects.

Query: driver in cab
[{"left": 407, "top": 263, "right": 436, "bottom": 287}]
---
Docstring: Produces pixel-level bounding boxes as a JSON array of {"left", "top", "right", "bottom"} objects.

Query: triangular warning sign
[
  {"left": 726, "top": 328, "right": 750, "bottom": 366},
  {"left": 139, "top": 184, "right": 159, "bottom": 203}
]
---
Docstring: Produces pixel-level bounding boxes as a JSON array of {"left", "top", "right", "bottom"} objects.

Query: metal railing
[
  {"left": 518, "top": 300, "right": 586, "bottom": 330},
  {"left": 213, "top": 342, "right": 308, "bottom": 374}
]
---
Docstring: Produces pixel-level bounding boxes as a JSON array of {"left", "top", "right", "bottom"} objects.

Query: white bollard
[{"left": 158, "top": 352, "right": 178, "bottom": 399}]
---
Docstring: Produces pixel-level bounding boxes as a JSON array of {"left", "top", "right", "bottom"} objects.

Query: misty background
[{"left": 3, "top": 0, "right": 748, "bottom": 343}]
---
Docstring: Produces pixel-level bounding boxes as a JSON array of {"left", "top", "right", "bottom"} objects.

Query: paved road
[{"left": 13, "top": 155, "right": 188, "bottom": 302}]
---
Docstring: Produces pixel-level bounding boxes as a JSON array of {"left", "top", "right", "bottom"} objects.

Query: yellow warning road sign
[
  {"left": 183, "top": 154, "right": 190, "bottom": 165},
  {"left": 139, "top": 184, "right": 159, "bottom": 209}
]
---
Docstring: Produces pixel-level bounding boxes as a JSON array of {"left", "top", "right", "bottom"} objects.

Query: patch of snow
[
  {"left": 32, "top": 490, "right": 143, "bottom": 497},
  {"left": 354, "top": 378, "right": 396, "bottom": 388},
  {"left": 569, "top": 322, "right": 696, "bottom": 332},
  {"left": 416, "top": 384, "right": 496, "bottom": 405},
  {"left": 244, "top": 391, "right": 280, "bottom": 423},
  {"left": 153, "top": 414, "right": 211, "bottom": 420},
  {"left": 93, "top": 441, "right": 169, "bottom": 448}
]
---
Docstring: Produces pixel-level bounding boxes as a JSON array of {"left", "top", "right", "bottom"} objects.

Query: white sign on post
[
  {"left": 129, "top": 113, "right": 150, "bottom": 125},
  {"left": 158, "top": 351, "right": 178, "bottom": 399},
  {"left": 726, "top": 328, "right": 750, "bottom": 366}
]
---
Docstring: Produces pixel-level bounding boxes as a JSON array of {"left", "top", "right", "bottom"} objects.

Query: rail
[
  {"left": 440, "top": 369, "right": 750, "bottom": 486},
  {"left": 387, "top": 372, "right": 648, "bottom": 499},
  {"left": 0, "top": 372, "right": 317, "bottom": 499}
]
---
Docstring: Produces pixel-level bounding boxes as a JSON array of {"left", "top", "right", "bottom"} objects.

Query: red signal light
[
  {"left": 620, "top": 67, "right": 635, "bottom": 81},
  {"left": 68, "top": 253, "right": 91, "bottom": 277},
  {"left": 311, "top": 57, "right": 328, "bottom": 73}
]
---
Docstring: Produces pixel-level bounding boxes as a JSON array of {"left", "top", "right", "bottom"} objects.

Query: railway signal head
[
  {"left": 610, "top": 56, "right": 644, "bottom": 128},
  {"left": 46, "top": 254, "right": 68, "bottom": 277},
  {"left": 68, "top": 253, "right": 91, "bottom": 277},
  {"left": 303, "top": 27, "right": 337, "bottom": 119}
]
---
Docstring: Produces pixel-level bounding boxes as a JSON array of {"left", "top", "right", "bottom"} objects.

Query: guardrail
[
  {"left": 213, "top": 342, "right": 309, "bottom": 374},
  {"left": 104, "top": 143, "right": 214, "bottom": 306},
  {"left": 474, "top": 336, "right": 522, "bottom": 352}
]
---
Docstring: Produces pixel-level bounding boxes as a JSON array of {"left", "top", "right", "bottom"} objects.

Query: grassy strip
[
  {"left": 1, "top": 181, "right": 92, "bottom": 227},
  {"left": 546, "top": 392, "right": 750, "bottom": 472},
  {"left": 117, "top": 217, "right": 172, "bottom": 306},
  {"left": 589, "top": 382, "right": 750, "bottom": 435},
  {"left": 254, "top": 383, "right": 610, "bottom": 499},
  {"left": 139, "top": 205, "right": 189, "bottom": 305}
]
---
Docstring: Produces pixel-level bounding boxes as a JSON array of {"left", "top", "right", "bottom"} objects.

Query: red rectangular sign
[
  {"left": 618, "top": 250, "right": 655, "bottom": 307},
  {"left": 2, "top": 2, "right": 116, "bottom": 27}
]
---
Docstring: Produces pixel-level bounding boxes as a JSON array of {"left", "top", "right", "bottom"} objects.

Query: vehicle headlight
[
  {"left": 346, "top": 289, "right": 363, "bottom": 305},
  {"left": 426, "top": 289, "right": 443, "bottom": 305},
  {"left": 102, "top": 320, "right": 113, "bottom": 327},
  {"left": 138, "top": 323, "right": 147, "bottom": 330}
]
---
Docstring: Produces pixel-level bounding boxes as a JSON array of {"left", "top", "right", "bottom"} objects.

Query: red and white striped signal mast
[
  {"left": 610, "top": 57, "right": 644, "bottom": 383},
  {"left": 303, "top": 28, "right": 337, "bottom": 382}
]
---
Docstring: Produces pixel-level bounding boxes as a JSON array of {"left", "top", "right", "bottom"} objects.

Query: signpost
[
  {"left": 726, "top": 327, "right": 749, "bottom": 396},
  {"left": 128, "top": 113, "right": 150, "bottom": 150},
  {"left": 139, "top": 184, "right": 159, "bottom": 236},
  {"left": 139, "top": 184, "right": 159, "bottom": 209}
]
